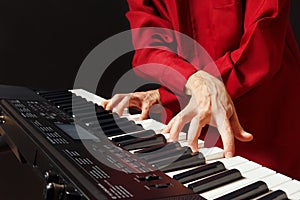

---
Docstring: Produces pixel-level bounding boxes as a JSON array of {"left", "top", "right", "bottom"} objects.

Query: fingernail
[{"left": 225, "top": 152, "right": 233, "bottom": 158}]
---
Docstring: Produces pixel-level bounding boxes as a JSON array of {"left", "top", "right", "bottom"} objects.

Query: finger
[
  {"left": 187, "top": 116, "right": 204, "bottom": 152},
  {"left": 162, "top": 118, "right": 174, "bottom": 134},
  {"left": 101, "top": 100, "right": 110, "bottom": 109},
  {"left": 139, "top": 102, "right": 150, "bottom": 120},
  {"left": 114, "top": 95, "right": 131, "bottom": 116},
  {"left": 106, "top": 94, "right": 125, "bottom": 110},
  {"left": 230, "top": 108, "right": 253, "bottom": 142},
  {"left": 168, "top": 114, "right": 186, "bottom": 142},
  {"left": 216, "top": 115, "right": 235, "bottom": 158}
]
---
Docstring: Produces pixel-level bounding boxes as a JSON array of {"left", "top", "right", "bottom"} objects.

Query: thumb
[{"left": 139, "top": 103, "right": 150, "bottom": 120}]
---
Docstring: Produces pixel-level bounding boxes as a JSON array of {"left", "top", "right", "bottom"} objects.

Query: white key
[
  {"left": 253, "top": 173, "right": 293, "bottom": 199},
  {"left": 71, "top": 89, "right": 142, "bottom": 120},
  {"left": 179, "top": 140, "right": 204, "bottom": 149},
  {"left": 161, "top": 132, "right": 187, "bottom": 141},
  {"left": 70, "top": 89, "right": 106, "bottom": 105},
  {"left": 203, "top": 167, "right": 276, "bottom": 199},
  {"left": 207, "top": 156, "right": 249, "bottom": 168},
  {"left": 272, "top": 180, "right": 300, "bottom": 196},
  {"left": 137, "top": 119, "right": 166, "bottom": 132},
  {"left": 290, "top": 191, "right": 300, "bottom": 200},
  {"left": 199, "top": 147, "right": 224, "bottom": 161},
  {"left": 262, "top": 173, "right": 292, "bottom": 189}
]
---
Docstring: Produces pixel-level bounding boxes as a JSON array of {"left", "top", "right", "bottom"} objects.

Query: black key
[
  {"left": 112, "top": 130, "right": 156, "bottom": 143},
  {"left": 48, "top": 94, "right": 79, "bottom": 104},
  {"left": 80, "top": 112, "right": 114, "bottom": 123},
  {"left": 87, "top": 115, "right": 121, "bottom": 129},
  {"left": 215, "top": 181, "right": 269, "bottom": 200},
  {"left": 42, "top": 91, "right": 72, "bottom": 100},
  {"left": 256, "top": 190, "right": 289, "bottom": 200},
  {"left": 72, "top": 105, "right": 106, "bottom": 117},
  {"left": 120, "top": 134, "right": 167, "bottom": 150},
  {"left": 134, "top": 142, "right": 181, "bottom": 154},
  {"left": 154, "top": 152, "right": 206, "bottom": 172},
  {"left": 142, "top": 146, "right": 192, "bottom": 163},
  {"left": 100, "top": 118, "right": 132, "bottom": 130},
  {"left": 37, "top": 90, "right": 68, "bottom": 96},
  {"left": 173, "top": 161, "right": 226, "bottom": 184},
  {"left": 39, "top": 91, "right": 71, "bottom": 98},
  {"left": 103, "top": 124, "right": 142, "bottom": 137},
  {"left": 59, "top": 100, "right": 92, "bottom": 111},
  {"left": 188, "top": 169, "right": 242, "bottom": 193},
  {"left": 53, "top": 97, "right": 86, "bottom": 107}
]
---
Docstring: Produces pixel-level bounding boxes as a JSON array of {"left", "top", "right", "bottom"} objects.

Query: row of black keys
[
  {"left": 37, "top": 90, "right": 206, "bottom": 172},
  {"left": 38, "top": 90, "right": 289, "bottom": 200},
  {"left": 173, "top": 161, "right": 288, "bottom": 199}
]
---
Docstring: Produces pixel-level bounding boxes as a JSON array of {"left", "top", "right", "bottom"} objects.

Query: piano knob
[
  {"left": 45, "top": 183, "right": 65, "bottom": 200},
  {"left": 64, "top": 188, "right": 82, "bottom": 200},
  {"left": 0, "top": 109, "right": 6, "bottom": 124},
  {"left": 44, "top": 171, "right": 60, "bottom": 184}
]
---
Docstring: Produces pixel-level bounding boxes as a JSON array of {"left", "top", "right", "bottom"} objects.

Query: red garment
[{"left": 126, "top": 0, "right": 300, "bottom": 180}]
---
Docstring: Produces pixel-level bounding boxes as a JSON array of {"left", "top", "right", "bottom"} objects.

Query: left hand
[{"left": 101, "top": 89, "right": 161, "bottom": 120}]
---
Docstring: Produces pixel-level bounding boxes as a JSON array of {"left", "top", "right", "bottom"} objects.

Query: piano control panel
[
  {"left": 0, "top": 87, "right": 200, "bottom": 200},
  {"left": 1, "top": 85, "right": 300, "bottom": 200}
]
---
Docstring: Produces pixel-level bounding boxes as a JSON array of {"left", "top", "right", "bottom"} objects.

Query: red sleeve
[
  {"left": 203, "top": 0, "right": 291, "bottom": 99},
  {"left": 126, "top": 0, "right": 197, "bottom": 96}
]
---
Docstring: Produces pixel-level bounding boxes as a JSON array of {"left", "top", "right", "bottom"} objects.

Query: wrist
[{"left": 185, "top": 71, "right": 206, "bottom": 95}]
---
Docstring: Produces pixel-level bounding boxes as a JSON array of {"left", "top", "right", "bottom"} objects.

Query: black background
[
  {"left": 0, "top": 0, "right": 299, "bottom": 98},
  {"left": 0, "top": 1, "right": 299, "bottom": 199}
]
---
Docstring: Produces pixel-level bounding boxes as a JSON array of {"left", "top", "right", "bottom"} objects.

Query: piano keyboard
[
  {"left": 0, "top": 85, "right": 299, "bottom": 200},
  {"left": 69, "top": 89, "right": 300, "bottom": 200}
]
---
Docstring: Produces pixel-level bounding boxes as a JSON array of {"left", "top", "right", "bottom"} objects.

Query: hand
[
  {"left": 102, "top": 89, "right": 161, "bottom": 120},
  {"left": 162, "top": 71, "right": 253, "bottom": 157}
]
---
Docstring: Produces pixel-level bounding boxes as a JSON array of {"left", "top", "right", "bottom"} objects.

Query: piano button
[
  {"left": 214, "top": 181, "right": 269, "bottom": 200},
  {"left": 173, "top": 161, "right": 226, "bottom": 184},
  {"left": 289, "top": 191, "right": 300, "bottom": 200},
  {"left": 256, "top": 190, "right": 288, "bottom": 200},
  {"left": 272, "top": 180, "right": 300, "bottom": 196},
  {"left": 188, "top": 169, "right": 243, "bottom": 193}
]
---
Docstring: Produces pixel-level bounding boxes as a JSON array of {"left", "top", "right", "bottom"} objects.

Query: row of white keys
[
  {"left": 71, "top": 90, "right": 300, "bottom": 199},
  {"left": 203, "top": 160, "right": 300, "bottom": 199},
  {"left": 198, "top": 159, "right": 272, "bottom": 199}
]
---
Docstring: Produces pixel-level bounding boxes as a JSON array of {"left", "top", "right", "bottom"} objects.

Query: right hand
[{"left": 102, "top": 89, "right": 161, "bottom": 120}]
